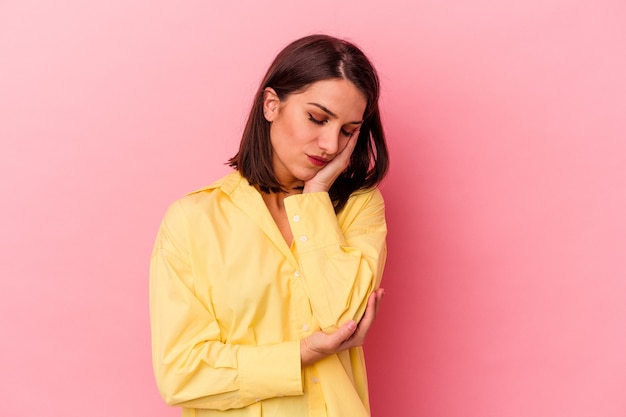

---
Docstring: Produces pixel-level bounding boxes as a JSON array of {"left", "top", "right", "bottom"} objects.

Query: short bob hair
[{"left": 229, "top": 34, "right": 389, "bottom": 212}]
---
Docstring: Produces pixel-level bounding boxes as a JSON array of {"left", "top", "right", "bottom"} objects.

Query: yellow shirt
[{"left": 150, "top": 171, "right": 387, "bottom": 417}]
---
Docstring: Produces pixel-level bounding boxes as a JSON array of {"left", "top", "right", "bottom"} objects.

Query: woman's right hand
[
  {"left": 302, "top": 130, "right": 359, "bottom": 194},
  {"left": 300, "top": 288, "right": 384, "bottom": 367}
]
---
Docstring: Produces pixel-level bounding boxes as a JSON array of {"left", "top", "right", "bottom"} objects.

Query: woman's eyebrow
[{"left": 307, "top": 102, "right": 363, "bottom": 124}]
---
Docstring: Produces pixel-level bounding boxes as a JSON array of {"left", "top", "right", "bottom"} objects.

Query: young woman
[{"left": 150, "top": 34, "right": 389, "bottom": 417}]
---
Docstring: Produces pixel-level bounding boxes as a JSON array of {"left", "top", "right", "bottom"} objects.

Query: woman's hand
[
  {"left": 302, "top": 131, "right": 360, "bottom": 194},
  {"left": 300, "top": 288, "right": 384, "bottom": 367}
]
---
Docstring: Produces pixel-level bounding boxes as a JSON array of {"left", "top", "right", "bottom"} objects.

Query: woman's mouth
[{"left": 307, "top": 155, "right": 329, "bottom": 167}]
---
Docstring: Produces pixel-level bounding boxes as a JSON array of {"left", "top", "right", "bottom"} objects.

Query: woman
[{"left": 150, "top": 34, "right": 389, "bottom": 417}]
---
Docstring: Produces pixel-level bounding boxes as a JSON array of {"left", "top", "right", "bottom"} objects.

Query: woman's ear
[{"left": 263, "top": 87, "right": 279, "bottom": 122}]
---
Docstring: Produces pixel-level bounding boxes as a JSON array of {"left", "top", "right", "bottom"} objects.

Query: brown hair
[{"left": 228, "top": 34, "right": 389, "bottom": 212}]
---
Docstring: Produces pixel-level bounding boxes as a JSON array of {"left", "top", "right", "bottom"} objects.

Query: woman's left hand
[
  {"left": 303, "top": 131, "right": 359, "bottom": 194},
  {"left": 300, "top": 288, "right": 384, "bottom": 367}
]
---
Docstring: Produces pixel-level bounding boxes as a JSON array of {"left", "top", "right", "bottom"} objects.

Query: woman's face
[{"left": 264, "top": 78, "right": 367, "bottom": 188}]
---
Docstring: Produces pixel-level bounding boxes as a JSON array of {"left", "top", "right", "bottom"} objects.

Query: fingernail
[{"left": 347, "top": 321, "right": 356, "bottom": 331}]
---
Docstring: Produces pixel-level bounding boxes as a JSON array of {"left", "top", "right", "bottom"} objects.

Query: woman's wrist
[
  {"left": 300, "top": 339, "right": 314, "bottom": 367},
  {"left": 302, "top": 184, "right": 329, "bottom": 194}
]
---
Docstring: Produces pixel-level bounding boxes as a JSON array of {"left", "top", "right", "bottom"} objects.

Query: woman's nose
[{"left": 318, "top": 129, "right": 340, "bottom": 155}]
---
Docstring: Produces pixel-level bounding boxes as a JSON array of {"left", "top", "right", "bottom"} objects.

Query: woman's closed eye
[
  {"left": 308, "top": 113, "right": 327, "bottom": 126},
  {"left": 308, "top": 113, "right": 354, "bottom": 137}
]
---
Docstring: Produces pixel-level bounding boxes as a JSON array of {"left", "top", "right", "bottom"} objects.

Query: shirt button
[
  {"left": 302, "top": 324, "right": 309, "bottom": 331},
  {"left": 312, "top": 377, "right": 319, "bottom": 384},
  {"left": 299, "top": 235, "right": 308, "bottom": 242},
  {"left": 294, "top": 271, "right": 300, "bottom": 277},
  {"left": 255, "top": 398, "right": 261, "bottom": 402},
  {"left": 293, "top": 215, "right": 300, "bottom": 222}
]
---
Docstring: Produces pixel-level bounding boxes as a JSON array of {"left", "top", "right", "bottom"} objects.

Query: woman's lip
[{"left": 307, "top": 155, "right": 329, "bottom": 167}]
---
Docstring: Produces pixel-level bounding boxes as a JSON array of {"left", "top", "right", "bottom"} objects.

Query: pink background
[{"left": 1, "top": 1, "right": 625, "bottom": 416}]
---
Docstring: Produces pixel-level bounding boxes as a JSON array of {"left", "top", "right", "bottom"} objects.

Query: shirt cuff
[
  {"left": 237, "top": 341, "right": 303, "bottom": 402},
  {"left": 284, "top": 192, "right": 344, "bottom": 253}
]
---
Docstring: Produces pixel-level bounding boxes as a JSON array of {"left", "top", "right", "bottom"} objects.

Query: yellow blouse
[{"left": 150, "top": 171, "right": 387, "bottom": 416}]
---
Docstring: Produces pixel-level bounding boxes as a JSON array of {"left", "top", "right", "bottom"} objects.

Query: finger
[
  {"left": 330, "top": 320, "right": 357, "bottom": 347},
  {"left": 336, "top": 133, "right": 358, "bottom": 162},
  {"left": 374, "top": 288, "right": 385, "bottom": 316},
  {"left": 367, "top": 291, "right": 379, "bottom": 317},
  {"left": 357, "top": 293, "right": 378, "bottom": 329},
  {"left": 343, "top": 133, "right": 358, "bottom": 155},
  {"left": 343, "top": 303, "right": 375, "bottom": 349},
  {"left": 340, "top": 291, "right": 384, "bottom": 350}
]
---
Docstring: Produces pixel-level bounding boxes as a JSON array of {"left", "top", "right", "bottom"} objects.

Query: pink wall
[{"left": 1, "top": 1, "right": 625, "bottom": 416}]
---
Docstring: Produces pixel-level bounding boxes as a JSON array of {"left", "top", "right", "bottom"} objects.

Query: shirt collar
[{"left": 185, "top": 170, "right": 246, "bottom": 196}]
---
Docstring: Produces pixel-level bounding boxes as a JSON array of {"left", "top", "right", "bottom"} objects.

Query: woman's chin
[{"left": 288, "top": 169, "right": 318, "bottom": 184}]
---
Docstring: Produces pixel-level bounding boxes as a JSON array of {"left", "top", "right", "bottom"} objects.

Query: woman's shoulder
[
  {"left": 164, "top": 171, "right": 243, "bottom": 216},
  {"left": 347, "top": 186, "right": 385, "bottom": 205},
  {"left": 338, "top": 186, "right": 385, "bottom": 218},
  {"left": 185, "top": 170, "right": 243, "bottom": 198}
]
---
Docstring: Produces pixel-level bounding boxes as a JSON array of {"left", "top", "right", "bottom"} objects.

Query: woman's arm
[
  {"left": 150, "top": 202, "right": 303, "bottom": 410},
  {"left": 283, "top": 187, "right": 387, "bottom": 332},
  {"left": 285, "top": 132, "right": 387, "bottom": 332},
  {"left": 299, "top": 288, "right": 384, "bottom": 367}
]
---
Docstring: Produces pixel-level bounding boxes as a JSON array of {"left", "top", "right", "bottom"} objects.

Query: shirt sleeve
[
  {"left": 149, "top": 200, "right": 303, "bottom": 410},
  {"left": 283, "top": 188, "right": 387, "bottom": 332}
]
